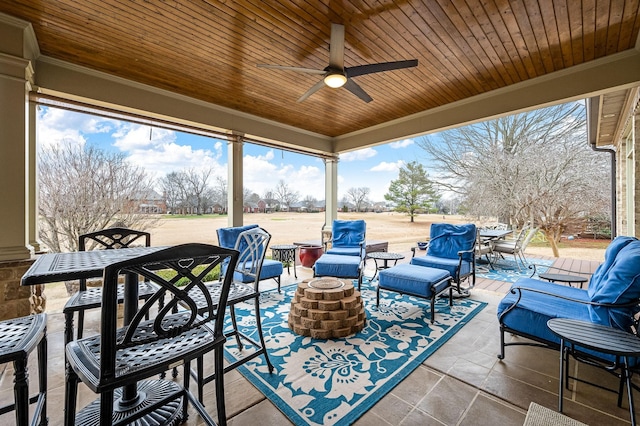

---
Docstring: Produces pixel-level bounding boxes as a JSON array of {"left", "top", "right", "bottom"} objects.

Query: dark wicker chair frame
[
  {"left": 64, "top": 243, "right": 239, "bottom": 426},
  {"left": 0, "top": 314, "right": 48, "bottom": 426},
  {"left": 498, "top": 285, "right": 640, "bottom": 408},
  {"left": 63, "top": 227, "right": 158, "bottom": 345},
  {"left": 190, "top": 227, "right": 275, "bottom": 403}
]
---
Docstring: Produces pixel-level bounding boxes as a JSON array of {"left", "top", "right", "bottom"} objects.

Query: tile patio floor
[{"left": 1, "top": 252, "right": 637, "bottom": 425}]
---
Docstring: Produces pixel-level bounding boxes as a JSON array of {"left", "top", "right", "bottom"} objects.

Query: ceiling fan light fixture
[{"left": 324, "top": 72, "right": 347, "bottom": 88}]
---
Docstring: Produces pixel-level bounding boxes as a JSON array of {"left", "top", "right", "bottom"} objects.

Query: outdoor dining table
[
  {"left": 20, "top": 246, "right": 171, "bottom": 421},
  {"left": 478, "top": 229, "right": 513, "bottom": 241}
]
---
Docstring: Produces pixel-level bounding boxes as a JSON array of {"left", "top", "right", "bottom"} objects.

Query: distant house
[
  {"left": 125, "top": 190, "right": 167, "bottom": 214},
  {"left": 243, "top": 202, "right": 259, "bottom": 213},
  {"left": 208, "top": 203, "right": 225, "bottom": 214},
  {"left": 258, "top": 198, "right": 280, "bottom": 213}
]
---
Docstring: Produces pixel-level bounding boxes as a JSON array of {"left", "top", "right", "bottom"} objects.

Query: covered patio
[
  {"left": 3, "top": 254, "right": 634, "bottom": 425},
  {"left": 0, "top": 1, "right": 639, "bottom": 424}
]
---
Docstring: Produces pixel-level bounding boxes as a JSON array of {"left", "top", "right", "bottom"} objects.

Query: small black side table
[
  {"left": 547, "top": 318, "right": 640, "bottom": 426},
  {"left": 367, "top": 251, "right": 404, "bottom": 281},
  {"left": 271, "top": 244, "right": 298, "bottom": 279},
  {"left": 539, "top": 273, "right": 588, "bottom": 288}
]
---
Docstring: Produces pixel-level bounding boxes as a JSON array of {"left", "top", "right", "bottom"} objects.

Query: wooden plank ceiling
[{"left": 1, "top": 0, "right": 639, "bottom": 138}]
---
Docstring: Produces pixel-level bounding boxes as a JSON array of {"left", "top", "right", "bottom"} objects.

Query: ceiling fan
[{"left": 257, "top": 23, "right": 418, "bottom": 103}]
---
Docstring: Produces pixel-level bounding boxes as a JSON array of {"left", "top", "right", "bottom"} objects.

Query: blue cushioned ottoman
[
  {"left": 377, "top": 264, "right": 452, "bottom": 323},
  {"left": 314, "top": 253, "right": 363, "bottom": 289}
]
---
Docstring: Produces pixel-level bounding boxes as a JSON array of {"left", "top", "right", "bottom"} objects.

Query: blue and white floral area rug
[
  {"left": 475, "top": 257, "right": 554, "bottom": 283},
  {"left": 224, "top": 283, "right": 487, "bottom": 426}
]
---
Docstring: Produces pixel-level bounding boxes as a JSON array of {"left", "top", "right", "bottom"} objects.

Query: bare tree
[
  {"left": 417, "top": 102, "right": 610, "bottom": 256},
  {"left": 345, "top": 187, "right": 371, "bottom": 212},
  {"left": 212, "top": 176, "right": 228, "bottom": 212},
  {"left": 160, "top": 171, "right": 187, "bottom": 214},
  {"left": 302, "top": 195, "right": 318, "bottom": 211},
  {"left": 38, "top": 140, "right": 157, "bottom": 252},
  {"left": 183, "top": 167, "right": 215, "bottom": 215},
  {"left": 273, "top": 179, "right": 300, "bottom": 210}
]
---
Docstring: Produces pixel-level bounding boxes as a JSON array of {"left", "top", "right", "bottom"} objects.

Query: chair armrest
[{"left": 498, "top": 285, "right": 638, "bottom": 324}]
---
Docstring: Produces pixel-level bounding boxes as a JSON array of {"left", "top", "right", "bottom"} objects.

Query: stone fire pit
[{"left": 287, "top": 277, "right": 366, "bottom": 339}]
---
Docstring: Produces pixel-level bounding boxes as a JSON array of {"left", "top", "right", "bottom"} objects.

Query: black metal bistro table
[
  {"left": 538, "top": 273, "right": 589, "bottom": 288},
  {"left": 20, "top": 246, "right": 184, "bottom": 423},
  {"left": 547, "top": 318, "right": 640, "bottom": 426},
  {"left": 270, "top": 244, "right": 297, "bottom": 279},
  {"left": 367, "top": 251, "right": 405, "bottom": 281}
]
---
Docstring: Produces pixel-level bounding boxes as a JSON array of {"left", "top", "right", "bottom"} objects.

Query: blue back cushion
[
  {"left": 427, "top": 223, "right": 477, "bottom": 261},
  {"left": 587, "top": 236, "right": 637, "bottom": 298},
  {"left": 217, "top": 224, "right": 259, "bottom": 250},
  {"left": 332, "top": 220, "right": 366, "bottom": 248}
]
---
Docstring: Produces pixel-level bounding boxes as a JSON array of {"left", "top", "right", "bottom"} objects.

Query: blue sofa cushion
[
  {"left": 587, "top": 236, "right": 637, "bottom": 298},
  {"left": 410, "top": 255, "right": 471, "bottom": 279},
  {"left": 427, "top": 223, "right": 476, "bottom": 262},
  {"left": 379, "top": 264, "right": 451, "bottom": 298},
  {"left": 587, "top": 239, "right": 640, "bottom": 327},
  {"left": 314, "top": 253, "right": 361, "bottom": 278},
  {"left": 498, "top": 278, "right": 638, "bottom": 364}
]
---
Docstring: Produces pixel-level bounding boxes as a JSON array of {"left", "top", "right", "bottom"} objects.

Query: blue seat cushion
[
  {"left": 314, "top": 254, "right": 361, "bottom": 278},
  {"left": 326, "top": 246, "right": 362, "bottom": 257},
  {"left": 411, "top": 255, "right": 471, "bottom": 279},
  {"left": 498, "top": 278, "right": 638, "bottom": 364},
  {"left": 379, "top": 264, "right": 451, "bottom": 298},
  {"left": 232, "top": 259, "right": 283, "bottom": 283}
]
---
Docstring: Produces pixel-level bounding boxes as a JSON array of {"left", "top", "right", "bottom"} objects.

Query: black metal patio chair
[
  {"left": 64, "top": 243, "right": 239, "bottom": 426},
  {"left": 63, "top": 227, "right": 157, "bottom": 345}
]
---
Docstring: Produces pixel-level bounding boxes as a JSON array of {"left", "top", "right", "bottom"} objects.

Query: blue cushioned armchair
[
  {"left": 314, "top": 220, "right": 367, "bottom": 290},
  {"left": 324, "top": 219, "right": 367, "bottom": 257},
  {"left": 411, "top": 223, "right": 477, "bottom": 295},
  {"left": 497, "top": 236, "right": 640, "bottom": 394},
  {"left": 217, "top": 224, "right": 284, "bottom": 292}
]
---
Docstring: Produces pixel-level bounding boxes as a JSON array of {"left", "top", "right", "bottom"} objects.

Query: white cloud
[
  {"left": 389, "top": 139, "right": 414, "bottom": 149},
  {"left": 115, "top": 124, "right": 224, "bottom": 179},
  {"left": 370, "top": 160, "right": 404, "bottom": 172},
  {"left": 37, "top": 107, "right": 110, "bottom": 149},
  {"left": 340, "top": 147, "right": 377, "bottom": 162}
]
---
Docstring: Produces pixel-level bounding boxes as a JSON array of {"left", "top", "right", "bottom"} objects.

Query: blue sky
[{"left": 37, "top": 106, "right": 433, "bottom": 202}]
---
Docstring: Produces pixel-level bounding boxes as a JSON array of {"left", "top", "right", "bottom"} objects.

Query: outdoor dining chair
[
  {"left": 64, "top": 243, "right": 239, "bottom": 426},
  {"left": 188, "top": 226, "right": 276, "bottom": 403},
  {"left": 63, "top": 227, "right": 159, "bottom": 346},
  {"left": 217, "top": 224, "right": 283, "bottom": 291},
  {"left": 492, "top": 225, "right": 530, "bottom": 270}
]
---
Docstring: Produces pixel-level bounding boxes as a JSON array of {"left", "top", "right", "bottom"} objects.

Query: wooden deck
[{"left": 474, "top": 255, "right": 601, "bottom": 294}]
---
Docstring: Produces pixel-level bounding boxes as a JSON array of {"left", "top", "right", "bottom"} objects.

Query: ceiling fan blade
[
  {"left": 297, "top": 79, "right": 326, "bottom": 102},
  {"left": 344, "top": 79, "right": 373, "bottom": 103},
  {"left": 256, "top": 64, "right": 326, "bottom": 75},
  {"left": 328, "top": 23, "right": 345, "bottom": 69},
  {"left": 346, "top": 59, "right": 418, "bottom": 78}
]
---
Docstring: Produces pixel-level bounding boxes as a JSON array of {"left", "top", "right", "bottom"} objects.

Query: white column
[
  {"left": 0, "top": 53, "right": 33, "bottom": 261},
  {"left": 0, "top": 14, "right": 39, "bottom": 261},
  {"left": 324, "top": 157, "right": 339, "bottom": 226},
  {"left": 28, "top": 100, "right": 42, "bottom": 253},
  {"left": 227, "top": 134, "right": 244, "bottom": 227}
]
